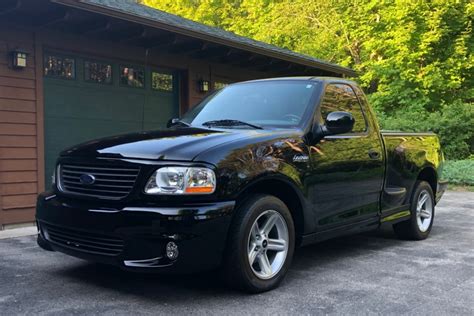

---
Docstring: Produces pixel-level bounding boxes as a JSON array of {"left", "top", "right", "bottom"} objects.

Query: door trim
[
  {"left": 36, "top": 34, "right": 46, "bottom": 193},
  {"left": 301, "top": 217, "right": 379, "bottom": 246}
]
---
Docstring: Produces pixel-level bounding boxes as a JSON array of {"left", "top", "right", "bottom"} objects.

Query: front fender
[
  {"left": 219, "top": 159, "right": 306, "bottom": 199},
  {"left": 226, "top": 169, "right": 314, "bottom": 238}
]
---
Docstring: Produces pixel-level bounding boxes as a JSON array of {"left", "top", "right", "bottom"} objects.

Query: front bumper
[{"left": 36, "top": 192, "right": 235, "bottom": 273}]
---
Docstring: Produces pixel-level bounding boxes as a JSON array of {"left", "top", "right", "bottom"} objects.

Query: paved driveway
[{"left": 1, "top": 191, "right": 472, "bottom": 315}]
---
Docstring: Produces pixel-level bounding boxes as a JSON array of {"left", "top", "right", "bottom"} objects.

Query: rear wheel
[
  {"left": 393, "top": 181, "right": 435, "bottom": 240},
  {"left": 223, "top": 194, "right": 295, "bottom": 293}
]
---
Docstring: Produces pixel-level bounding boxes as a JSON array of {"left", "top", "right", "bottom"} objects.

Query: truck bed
[{"left": 380, "top": 130, "right": 445, "bottom": 217}]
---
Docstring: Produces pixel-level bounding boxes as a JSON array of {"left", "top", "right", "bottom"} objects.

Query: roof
[{"left": 53, "top": 0, "right": 356, "bottom": 77}]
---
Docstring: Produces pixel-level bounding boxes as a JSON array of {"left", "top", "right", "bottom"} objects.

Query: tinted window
[
  {"left": 44, "top": 55, "right": 75, "bottom": 79},
  {"left": 120, "top": 65, "right": 144, "bottom": 88},
  {"left": 182, "top": 81, "right": 319, "bottom": 128},
  {"left": 152, "top": 72, "right": 173, "bottom": 91},
  {"left": 84, "top": 61, "right": 112, "bottom": 84},
  {"left": 320, "top": 84, "right": 367, "bottom": 133}
]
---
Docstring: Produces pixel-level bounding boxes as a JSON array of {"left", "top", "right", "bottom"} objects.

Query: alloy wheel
[
  {"left": 416, "top": 189, "right": 433, "bottom": 232},
  {"left": 247, "top": 210, "right": 289, "bottom": 280}
]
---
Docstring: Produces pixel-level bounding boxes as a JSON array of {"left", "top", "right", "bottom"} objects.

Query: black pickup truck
[{"left": 36, "top": 77, "right": 447, "bottom": 292}]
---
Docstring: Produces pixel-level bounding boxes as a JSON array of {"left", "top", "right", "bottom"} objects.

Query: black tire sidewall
[{"left": 232, "top": 195, "right": 295, "bottom": 292}]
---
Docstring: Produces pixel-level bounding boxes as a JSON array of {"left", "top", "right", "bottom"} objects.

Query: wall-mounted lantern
[
  {"left": 198, "top": 79, "right": 210, "bottom": 93},
  {"left": 11, "top": 49, "right": 28, "bottom": 69}
]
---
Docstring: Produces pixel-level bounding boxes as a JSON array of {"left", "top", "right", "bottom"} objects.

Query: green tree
[{"left": 143, "top": 0, "right": 473, "bottom": 159}]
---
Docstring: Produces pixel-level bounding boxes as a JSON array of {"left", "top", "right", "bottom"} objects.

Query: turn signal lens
[
  {"left": 144, "top": 167, "right": 216, "bottom": 195},
  {"left": 185, "top": 187, "right": 214, "bottom": 193}
]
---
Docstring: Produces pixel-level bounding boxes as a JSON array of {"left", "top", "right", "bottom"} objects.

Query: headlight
[{"left": 144, "top": 167, "right": 216, "bottom": 195}]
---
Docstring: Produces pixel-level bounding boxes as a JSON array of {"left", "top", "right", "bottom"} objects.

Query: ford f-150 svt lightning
[{"left": 36, "top": 77, "right": 447, "bottom": 292}]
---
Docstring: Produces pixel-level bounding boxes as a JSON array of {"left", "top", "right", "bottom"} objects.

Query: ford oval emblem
[{"left": 79, "top": 174, "right": 96, "bottom": 185}]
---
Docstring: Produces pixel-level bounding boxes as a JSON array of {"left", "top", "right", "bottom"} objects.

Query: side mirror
[
  {"left": 311, "top": 111, "right": 354, "bottom": 141},
  {"left": 323, "top": 111, "right": 354, "bottom": 135},
  {"left": 167, "top": 117, "right": 180, "bottom": 128}
]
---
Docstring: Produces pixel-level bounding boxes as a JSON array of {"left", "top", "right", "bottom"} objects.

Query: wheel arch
[{"left": 417, "top": 166, "right": 437, "bottom": 200}]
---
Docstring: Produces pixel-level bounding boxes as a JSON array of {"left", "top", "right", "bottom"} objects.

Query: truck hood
[{"left": 60, "top": 127, "right": 266, "bottom": 161}]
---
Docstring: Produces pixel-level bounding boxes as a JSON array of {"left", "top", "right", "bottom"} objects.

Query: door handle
[{"left": 368, "top": 149, "right": 380, "bottom": 160}]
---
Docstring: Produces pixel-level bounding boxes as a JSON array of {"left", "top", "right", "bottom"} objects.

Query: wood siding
[{"left": 0, "top": 27, "right": 37, "bottom": 227}]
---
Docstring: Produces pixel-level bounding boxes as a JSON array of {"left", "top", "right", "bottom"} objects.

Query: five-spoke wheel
[
  {"left": 415, "top": 189, "right": 433, "bottom": 233},
  {"left": 394, "top": 181, "right": 435, "bottom": 240},
  {"left": 247, "top": 210, "right": 289, "bottom": 280},
  {"left": 223, "top": 194, "right": 295, "bottom": 293}
]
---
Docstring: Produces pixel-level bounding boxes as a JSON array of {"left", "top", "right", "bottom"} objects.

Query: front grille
[
  {"left": 42, "top": 223, "right": 123, "bottom": 256},
  {"left": 59, "top": 164, "right": 140, "bottom": 199}
]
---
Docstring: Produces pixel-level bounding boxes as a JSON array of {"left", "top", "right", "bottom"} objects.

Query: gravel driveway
[{"left": 1, "top": 191, "right": 472, "bottom": 315}]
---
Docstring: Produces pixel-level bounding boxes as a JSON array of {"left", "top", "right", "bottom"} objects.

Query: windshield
[{"left": 181, "top": 80, "right": 319, "bottom": 128}]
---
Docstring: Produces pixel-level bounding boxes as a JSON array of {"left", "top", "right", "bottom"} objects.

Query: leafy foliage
[
  {"left": 143, "top": 0, "right": 473, "bottom": 159},
  {"left": 443, "top": 159, "right": 474, "bottom": 185}
]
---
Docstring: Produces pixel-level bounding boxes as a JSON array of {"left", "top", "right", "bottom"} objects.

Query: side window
[
  {"left": 120, "top": 65, "right": 145, "bottom": 88},
  {"left": 320, "top": 84, "right": 367, "bottom": 133}
]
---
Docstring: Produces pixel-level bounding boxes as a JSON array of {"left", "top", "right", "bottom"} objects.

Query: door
[
  {"left": 305, "top": 83, "right": 384, "bottom": 231},
  {"left": 43, "top": 53, "right": 180, "bottom": 187}
]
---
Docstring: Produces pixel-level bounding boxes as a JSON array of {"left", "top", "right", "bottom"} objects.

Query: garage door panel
[
  {"left": 46, "top": 117, "right": 142, "bottom": 146},
  {"left": 80, "top": 91, "right": 145, "bottom": 119},
  {"left": 43, "top": 57, "right": 180, "bottom": 188},
  {"left": 46, "top": 93, "right": 145, "bottom": 121},
  {"left": 45, "top": 103, "right": 144, "bottom": 121},
  {"left": 144, "top": 93, "right": 177, "bottom": 130},
  {"left": 45, "top": 118, "right": 142, "bottom": 151}
]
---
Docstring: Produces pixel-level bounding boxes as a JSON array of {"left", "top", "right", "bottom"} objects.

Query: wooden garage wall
[{"left": 0, "top": 27, "right": 39, "bottom": 229}]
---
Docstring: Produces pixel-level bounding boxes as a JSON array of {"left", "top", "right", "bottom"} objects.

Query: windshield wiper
[{"left": 202, "top": 119, "right": 263, "bottom": 130}]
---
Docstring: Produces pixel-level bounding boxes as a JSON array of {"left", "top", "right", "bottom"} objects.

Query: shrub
[
  {"left": 374, "top": 100, "right": 474, "bottom": 160},
  {"left": 442, "top": 159, "right": 474, "bottom": 185}
]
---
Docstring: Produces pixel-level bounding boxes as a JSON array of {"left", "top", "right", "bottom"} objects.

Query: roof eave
[{"left": 52, "top": 0, "right": 357, "bottom": 77}]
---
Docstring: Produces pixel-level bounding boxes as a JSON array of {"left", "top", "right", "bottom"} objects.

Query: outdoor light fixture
[
  {"left": 11, "top": 49, "right": 28, "bottom": 69},
  {"left": 198, "top": 79, "right": 210, "bottom": 93}
]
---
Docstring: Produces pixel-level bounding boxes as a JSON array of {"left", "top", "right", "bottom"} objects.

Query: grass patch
[{"left": 448, "top": 184, "right": 474, "bottom": 192}]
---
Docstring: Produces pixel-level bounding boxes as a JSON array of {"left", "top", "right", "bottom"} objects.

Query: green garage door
[{"left": 43, "top": 53, "right": 179, "bottom": 187}]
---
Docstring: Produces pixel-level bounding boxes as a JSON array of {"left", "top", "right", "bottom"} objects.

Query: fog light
[{"left": 166, "top": 241, "right": 179, "bottom": 260}]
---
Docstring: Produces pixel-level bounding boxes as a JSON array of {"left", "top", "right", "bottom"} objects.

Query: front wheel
[
  {"left": 223, "top": 194, "right": 295, "bottom": 293},
  {"left": 393, "top": 181, "right": 435, "bottom": 240}
]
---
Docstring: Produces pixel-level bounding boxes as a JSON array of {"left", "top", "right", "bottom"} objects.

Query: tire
[
  {"left": 222, "top": 194, "right": 295, "bottom": 293},
  {"left": 393, "top": 181, "right": 435, "bottom": 240}
]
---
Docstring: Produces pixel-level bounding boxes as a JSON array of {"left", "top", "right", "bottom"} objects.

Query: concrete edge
[{"left": 0, "top": 225, "right": 37, "bottom": 240}]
